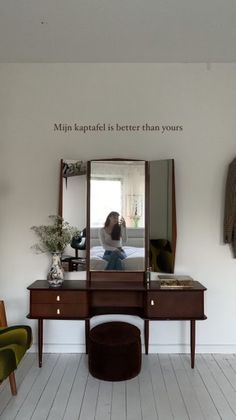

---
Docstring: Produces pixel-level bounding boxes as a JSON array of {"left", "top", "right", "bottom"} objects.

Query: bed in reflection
[
  {"left": 90, "top": 227, "right": 145, "bottom": 271},
  {"left": 90, "top": 245, "right": 145, "bottom": 270}
]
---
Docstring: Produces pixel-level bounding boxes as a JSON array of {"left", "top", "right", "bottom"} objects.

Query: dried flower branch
[{"left": 31, "top": 215, "right": 79, "bottom": 254}]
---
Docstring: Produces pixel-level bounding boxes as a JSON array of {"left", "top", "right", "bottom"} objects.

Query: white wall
[{"left": 1, "top": 63, "right": 236, "bottom": 353}]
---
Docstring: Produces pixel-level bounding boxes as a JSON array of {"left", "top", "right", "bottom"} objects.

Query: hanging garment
[{"left": 224, "top": 157, "right": 236, "bottom": 257}]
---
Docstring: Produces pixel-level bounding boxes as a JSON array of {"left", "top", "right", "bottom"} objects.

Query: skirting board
[{"left": 29, "top": 343, "right": 236, "bottom": 354}]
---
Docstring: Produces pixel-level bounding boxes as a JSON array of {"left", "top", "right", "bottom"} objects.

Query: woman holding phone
[{"left": 99, "top": 211, "right": 127, "bottom": 270}]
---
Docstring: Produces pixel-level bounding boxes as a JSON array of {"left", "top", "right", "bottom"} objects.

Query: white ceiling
[{"left": 0, "top": 0, "right": 236, "bottom": 63}]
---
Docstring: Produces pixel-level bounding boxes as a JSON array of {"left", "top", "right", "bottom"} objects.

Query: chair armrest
[{"left": 0, "top": 326, "right": 32, "bottom": 349}]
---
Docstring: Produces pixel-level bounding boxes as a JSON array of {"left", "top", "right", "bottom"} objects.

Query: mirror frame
[
  {"left": 59, "top": 158, "right": 177, "bottom": 282},
  {"left": 87, "top": 159, "right": 148, "bottom": 283}
]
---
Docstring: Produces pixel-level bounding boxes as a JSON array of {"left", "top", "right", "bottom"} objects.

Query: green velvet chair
[
  {"left": 0, "top": 300, "right": 32, "bottom": 395},
  {"left": 150, "top": 239, "right": 174, "bottom": 273}
]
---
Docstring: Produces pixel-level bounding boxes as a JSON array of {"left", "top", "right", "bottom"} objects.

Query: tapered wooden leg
[
  {"left": 38, "top": 319, "right": 43, "bottom": 367},
  {"left": 144, "top": 320, "right": 149, "bottom": 354},
  {"left": 85, "top": 319, "right": 90, "bottom": 354},
  {"left": 190, "top": 320, "right": 196, "bottom": 368},
  {"left": 9, "top": 372, "right": 17, "bottom": 395}
]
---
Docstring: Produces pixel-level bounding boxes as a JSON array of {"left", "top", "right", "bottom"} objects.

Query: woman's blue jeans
[{"left": 103, "top": 249, "right": 126, "bottom": 270}]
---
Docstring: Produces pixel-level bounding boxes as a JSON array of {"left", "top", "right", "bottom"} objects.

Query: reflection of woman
[{"left": 99, "top": 211, "right": 127, "bottom": 270}]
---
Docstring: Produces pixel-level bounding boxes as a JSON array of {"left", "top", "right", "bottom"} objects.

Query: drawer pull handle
[
  {"left": 57, "top": 308, "right": 60, "bottom": 315},
  {"left": 56, "top": 296, "right": 60, "bottom": 302},
  {"left": 150, "top": 299, "right": 155, "bottom": 306}
]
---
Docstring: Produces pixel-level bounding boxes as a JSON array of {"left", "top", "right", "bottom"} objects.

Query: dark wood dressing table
[{"left": 27, "top": 279, "right": 207, "bottom": 369}]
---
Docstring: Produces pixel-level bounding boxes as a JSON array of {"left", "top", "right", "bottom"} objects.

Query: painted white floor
[{"left": 1, "top": 353, "right": 236, "bottom": 419}]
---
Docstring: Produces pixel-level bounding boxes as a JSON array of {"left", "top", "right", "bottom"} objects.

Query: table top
[
  {"left": 27, "top": 280, "right": 206, "bottom": 292},
  {"left": 27, "top": 280, "right": 88, "bottom": 290},
  {"left": 147, "top": 280, "right": 207, "bottom": 291}
]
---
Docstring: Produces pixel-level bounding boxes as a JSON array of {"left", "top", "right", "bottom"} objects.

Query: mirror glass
[
  {"left": 149, "top": 159, "right": 176, "bottom": 273},
  {"left": 60, "top": 158, "right": 176, "bottom": 274},
  {"left": 61, "top": 160, "right": 87, "bottom": 268},
  {"left": 89, "top": 160, "right": 146, "bottom": 271}
]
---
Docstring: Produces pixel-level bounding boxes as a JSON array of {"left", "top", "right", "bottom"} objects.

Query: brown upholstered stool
[{"left": 88, "top": 321, "right": 141, "bottom": 381}]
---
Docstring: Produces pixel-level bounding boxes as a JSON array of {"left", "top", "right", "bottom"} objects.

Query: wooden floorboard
[
  {"left": 139, "top": 356, "right": 158, "bottom": 419},
  {"left": 1, "top": 353, "right": 236, "bottom": 419},
  {"left": 196, "top": 354, "right": 236, "bottom": 420},
  {"left": 62, "top": 354, "right": 89, "bottom": 420},
  {"left": 149, "top": 354, "right": 173, "bottom": 419},
  {"left": 111, "top": 381, "right": 126, "bottom": 420},
  {"left": 170, "top": 354, "right": 204, "bottom": 420},
  {"left": 126, "top": 376, "right": 142, "bottom": 420},
  {"left": 180, "top": 354, "right": 221, "bottom": 420},
  {"left": 95, "top": 380, "right": 112, "bottom": 420}
]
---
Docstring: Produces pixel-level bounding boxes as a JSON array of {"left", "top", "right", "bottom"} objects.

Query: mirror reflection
[
  {"left": 61, "top": 160, "right": 87, "bottom": 271},
  {"left": 60, "top": 158, "right": 176, "bottom": 274},
  {"left": 89, "top": 160, "right": 146, "bottom": 271},
  {"left": 149, "top": 159, "right": 175, "bottom": 273}
]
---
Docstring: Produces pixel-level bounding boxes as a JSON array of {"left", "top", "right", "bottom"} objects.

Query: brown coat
[{"left": 224, "top": 157, "right": 236, "bottom": 257}]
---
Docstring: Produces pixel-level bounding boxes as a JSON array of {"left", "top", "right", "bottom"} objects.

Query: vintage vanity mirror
[
  {"left": 59, "top": 158, "right": 176, "bottom": 277},
  {"left": 89, "top": 160, "right": 146, "bottom": 277}
]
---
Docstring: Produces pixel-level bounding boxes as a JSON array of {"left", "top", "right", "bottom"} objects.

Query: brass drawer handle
[
  {"left": 57, "top": 308, "right": 61, "bottom": 315},
  {"left": 56, "top": 295, "right": 60, "bottom": 302},
  {"left": 150, "top": 299, "right": 155, "bottom": 306}
]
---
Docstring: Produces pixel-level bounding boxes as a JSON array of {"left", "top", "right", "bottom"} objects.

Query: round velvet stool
[{"left": 88, "top": 321, "right": 141, "bottom": 381}]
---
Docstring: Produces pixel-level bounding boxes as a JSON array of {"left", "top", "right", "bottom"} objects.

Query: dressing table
[
  {"left": 27, "top": 158, "right": 207, "bottom": 369},
  {"left": 27, "top": 278, "right": 206, "bottom": 368}
]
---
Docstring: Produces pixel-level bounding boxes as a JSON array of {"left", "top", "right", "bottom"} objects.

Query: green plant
[{"left": 31, "top": 215, "right": 79, "bottom": 254}]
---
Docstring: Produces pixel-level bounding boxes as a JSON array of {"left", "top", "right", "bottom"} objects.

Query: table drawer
[
  {"left": 146, "top": 291, "right": 204, "bottom": 318},
  {"left": 31, "top": 290, "right": 87, "bottom": 304},
  {"left": 30, "top": 303, "right": 88, "bottom": 318}
]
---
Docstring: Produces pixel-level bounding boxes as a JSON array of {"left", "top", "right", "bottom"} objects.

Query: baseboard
[
  {"left": 147, "top": 344, "right": 236, "bottom": 353},
  {"left": 29, "top": 343, "right": 86, "bottom": 353},
  {"left": 29, "top": 343, "right": 236, "bottom": 354}
]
